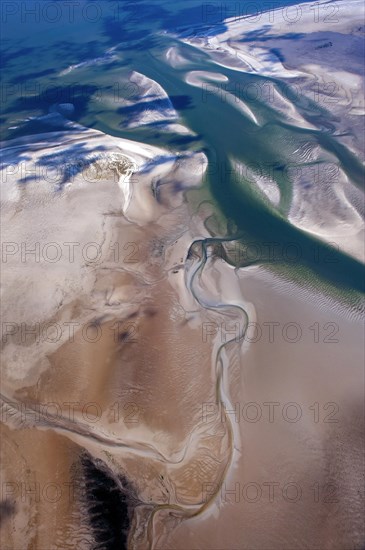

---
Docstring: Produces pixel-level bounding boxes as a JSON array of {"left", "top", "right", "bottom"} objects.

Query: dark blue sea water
[{"left": 1, "top": 0, "right": 364, "bottom": 293}]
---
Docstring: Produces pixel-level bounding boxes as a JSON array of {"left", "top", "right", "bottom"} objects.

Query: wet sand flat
[{"left": 1, "top": 0, "right": 364, "bottom": 548}]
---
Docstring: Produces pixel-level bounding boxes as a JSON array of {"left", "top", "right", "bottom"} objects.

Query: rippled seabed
[{"left": 1, "top": 1, "right": 364, "bottom": 549}]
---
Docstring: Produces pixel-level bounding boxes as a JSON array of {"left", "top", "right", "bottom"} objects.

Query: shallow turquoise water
[{"left": 1, "top": 0, "right": 364, "bottom": 294}]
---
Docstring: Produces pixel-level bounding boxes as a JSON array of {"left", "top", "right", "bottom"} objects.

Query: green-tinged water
[
  {"left": 1, "top": 0, "right": 364, "bottom": 296},
  {"left": 1, "top": 3, "right": 365, "bottom": 549}
]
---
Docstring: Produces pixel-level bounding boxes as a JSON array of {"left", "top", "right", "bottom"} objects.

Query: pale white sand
[
  {"left": 180, "top": 0, "right": 365, "bottom": 142},
  {"left": 0, "top": 124, "right": 207, "bottom": 385},
  {"left": 175, "top": 0, "right": 365, "bottom": 263},
  {"left": 233, "top": 159, "right": 281, "bottom": 206},
  {"left": 120, "top": 71, "right": 177, "bottom": 129},
  {"left": 59, "top": 47, "right": 119, "bottom": 75},
  {"left": 1, "top": 2, "right": 364, "bottom": 547},
  {"left": 1, "top": 120, "right": 233, "bottom": 549}
]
